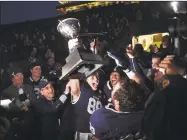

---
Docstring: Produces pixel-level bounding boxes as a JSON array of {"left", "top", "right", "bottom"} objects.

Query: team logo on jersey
[{"left": 90, "top": 122, "right": 95, "bottom": 135}]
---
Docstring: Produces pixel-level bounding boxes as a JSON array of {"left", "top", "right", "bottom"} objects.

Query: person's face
[
  {"left": 48, "top": 58, "right": 55, "bottom": 68},
  {"left": 40, "top": 83, "right": 54, "bottom": 100},
  {"left": 30, "top": 51, "right": 36, "bottom": 58},
  {"left": 86, "top": 73, "right": 99, "bottom": 91},
  {"left": 126, "top": 44, "right": 135, "bottom": 55},
  {"left": 110, "top": 72, "right": 121, "bottom": 87},
  {"left": 33, "top": 48, "right": 37, "bottom": 52},
  {"left": 162, "top": 40, "right": 169, "bottom": 48},
  {"left": 153, "top": 46, "right": 158, "bottom": 53},
  {"left": 38, "top": 38, "right": 43, "bottom": 44},
  {"left": 12, "top": 73, "right": 24, "bottom": 87},
  {"left": 31, "top": 66, "right": 41, "bottom": 78},
  {"left": 152, "top": 57, "right": 161, "bottom": 69},
  {"left": 150, "top": 45, "right": 158, "bottom": 53}
]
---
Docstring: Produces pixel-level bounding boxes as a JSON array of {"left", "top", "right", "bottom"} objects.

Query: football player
[
  {"left": 68, "top": 72, "right": 107, "bottom": 140},
  {"left": 90, "top": 79, "right": 145, "bottom": 140},
  {"left": 104, "top": 67, "right": 125, "bottom": 101}
]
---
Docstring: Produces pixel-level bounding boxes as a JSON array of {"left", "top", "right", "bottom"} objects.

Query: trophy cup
[{"left": 57, "top": 18, "right": 106, "bottom": 80}]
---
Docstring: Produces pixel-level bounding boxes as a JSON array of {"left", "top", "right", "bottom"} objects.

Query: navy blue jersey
[
  {"left": 90, "top": 106, "right": 144, "bottom": 139},
  {"left": 73, "top": 84, "right": 104, "bottom": 133}
]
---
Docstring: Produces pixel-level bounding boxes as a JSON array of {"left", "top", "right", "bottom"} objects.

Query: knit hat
[
  {"left": 10, "top": 67, "right": 23, "bottom": 79},
  {"left": 30, "top": 61, "right": 41, "bottom": 70},
  {"left": 39, "top": 80, "right": 50, "bottom": 89},
  {"left": 111, "top": 66, "right": 124, "bottom": 77},
  {"left": 110, "top": 66, "right": 129, "bottom": 82}
]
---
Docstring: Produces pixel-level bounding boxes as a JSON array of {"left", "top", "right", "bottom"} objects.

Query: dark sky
[{"left": 1, "top": 1, "right": 60, "bottom": 25}]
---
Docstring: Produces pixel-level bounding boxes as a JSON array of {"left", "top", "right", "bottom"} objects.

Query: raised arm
[{"left": 68, "top": 79, "right": 81, "bottom": 103}]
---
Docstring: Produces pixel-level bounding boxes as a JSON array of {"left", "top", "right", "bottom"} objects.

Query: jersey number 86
[{"left": 87, "top": 97, "right": 102, "bottom": 114}]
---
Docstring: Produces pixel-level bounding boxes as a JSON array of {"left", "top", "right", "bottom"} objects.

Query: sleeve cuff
[
  {"left": 123, "top": 70, "right": 136, "bottom": 78},
  {"left": 59, "top": 94, "right": 68, "bottom": 103},
  {"left": 71, "top": 93, "right": 80, "bottom": 104},
  {"left": 123, "top": 68, "right": 131, "bottom": 73}
]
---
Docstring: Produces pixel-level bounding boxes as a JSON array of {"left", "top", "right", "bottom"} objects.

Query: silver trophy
[{"left": 57, "top": 18, "right": 106, "bottom": 80}]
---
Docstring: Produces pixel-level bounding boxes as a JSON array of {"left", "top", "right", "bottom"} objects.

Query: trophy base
[{"left": 59, "top": 48, "right": 106, "bottom": 80}]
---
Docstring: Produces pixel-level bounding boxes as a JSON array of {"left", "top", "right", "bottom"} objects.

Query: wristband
[
  {"left": 64, "top": 90, "right": 69, "bottom": 95},
  {"left": 123, "top": 69, "right": 136, "bottom": 77},
  {"left": 59, "top": 94, "right": 68, "bottom": 103}
]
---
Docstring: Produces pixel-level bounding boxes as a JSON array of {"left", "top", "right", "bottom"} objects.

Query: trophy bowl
[
  {"left": 57, "top": 18, "right": 81, "bottom": 39},
  {"left": 57, "top": 18, "right": 107, "bottom": 80}
]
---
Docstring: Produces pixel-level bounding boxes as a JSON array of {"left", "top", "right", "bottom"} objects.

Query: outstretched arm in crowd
[
  {"left": 107, "top": 51, "right": 142, "bottom": 84},
  {"left": 107, "top": 51, "right": 153, "bottom": 93}
]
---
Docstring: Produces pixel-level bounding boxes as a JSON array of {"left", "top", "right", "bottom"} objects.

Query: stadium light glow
[{"left": 171, "top": 1, "right": 178, "bottom": 13}]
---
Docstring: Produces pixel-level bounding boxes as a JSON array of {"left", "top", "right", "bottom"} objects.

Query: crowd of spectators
[{"left": 0, "top": 6, "right": 134, "bottom": 90}]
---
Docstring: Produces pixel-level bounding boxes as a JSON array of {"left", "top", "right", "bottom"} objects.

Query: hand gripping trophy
[{"left": 57, "top": 18, "right": 106, "bottom": 80}]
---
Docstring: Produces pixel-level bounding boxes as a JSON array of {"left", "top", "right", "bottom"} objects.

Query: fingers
[
  {"left": 163, "top": 55, "right": 174, "bottom": 60},
  {"left": 158, "top": 67, "right": 166, "bottom": 75},
  {"left": 162, "top": 57, "right": 174, "bottom": 62},
  {"left": 66, "top": 80, "right": 71, "bottom": 87},
  {"left": 155, "top": 55, "right": 178, "bottom": 75},
  {"left": 65, "top": 80, "right": 74, "bottom": 93},
  {"left": 166, "top": 55, "right": 175, "bottom": 59},
  {"left": 162, "top": 56, "right": 174, "bottom": 62},
  {"left": 66, "top": 84, "right": 71, "bottom": 92},
  {"left": 69, "top": 79, "right": 80, "bottom": 89},
  {"left": 158, "top": 55, "right": 175, "bottom": 69},
  {"left": 159, "top": 63, "right": 170, "bottom": 69},
  {"left": 23, "top": 106, "right": 28, "bottom": 112}
]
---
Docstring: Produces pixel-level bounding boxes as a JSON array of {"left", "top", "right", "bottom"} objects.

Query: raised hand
[
  {"left": 156, "top": 55, "right": 185, "bottom": 75},
  {"left": 69, "top": 79, "right": 80, "bottom": 96}
]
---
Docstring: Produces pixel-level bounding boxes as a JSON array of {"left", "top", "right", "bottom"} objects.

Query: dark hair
[
  {"left": 113, "top": 80, "right": 145, "bottom": 112},
  {"left": 152, "top": 52, "right": 165, "bottom": 60},
  {"left": 134, "top": 44, "right": 144, "bottom": 57},
  {"left": 149, "top": 44, "right": 157, "bottom": 53},
  {"left": 30, "top": 60, "right": 41, "bottom": 70},
  {"left": 111, "top": 66, "right": 127, "bottom": 80},
  {"left": 162, "top": 35, "right": 170, "bottom": 42}
]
